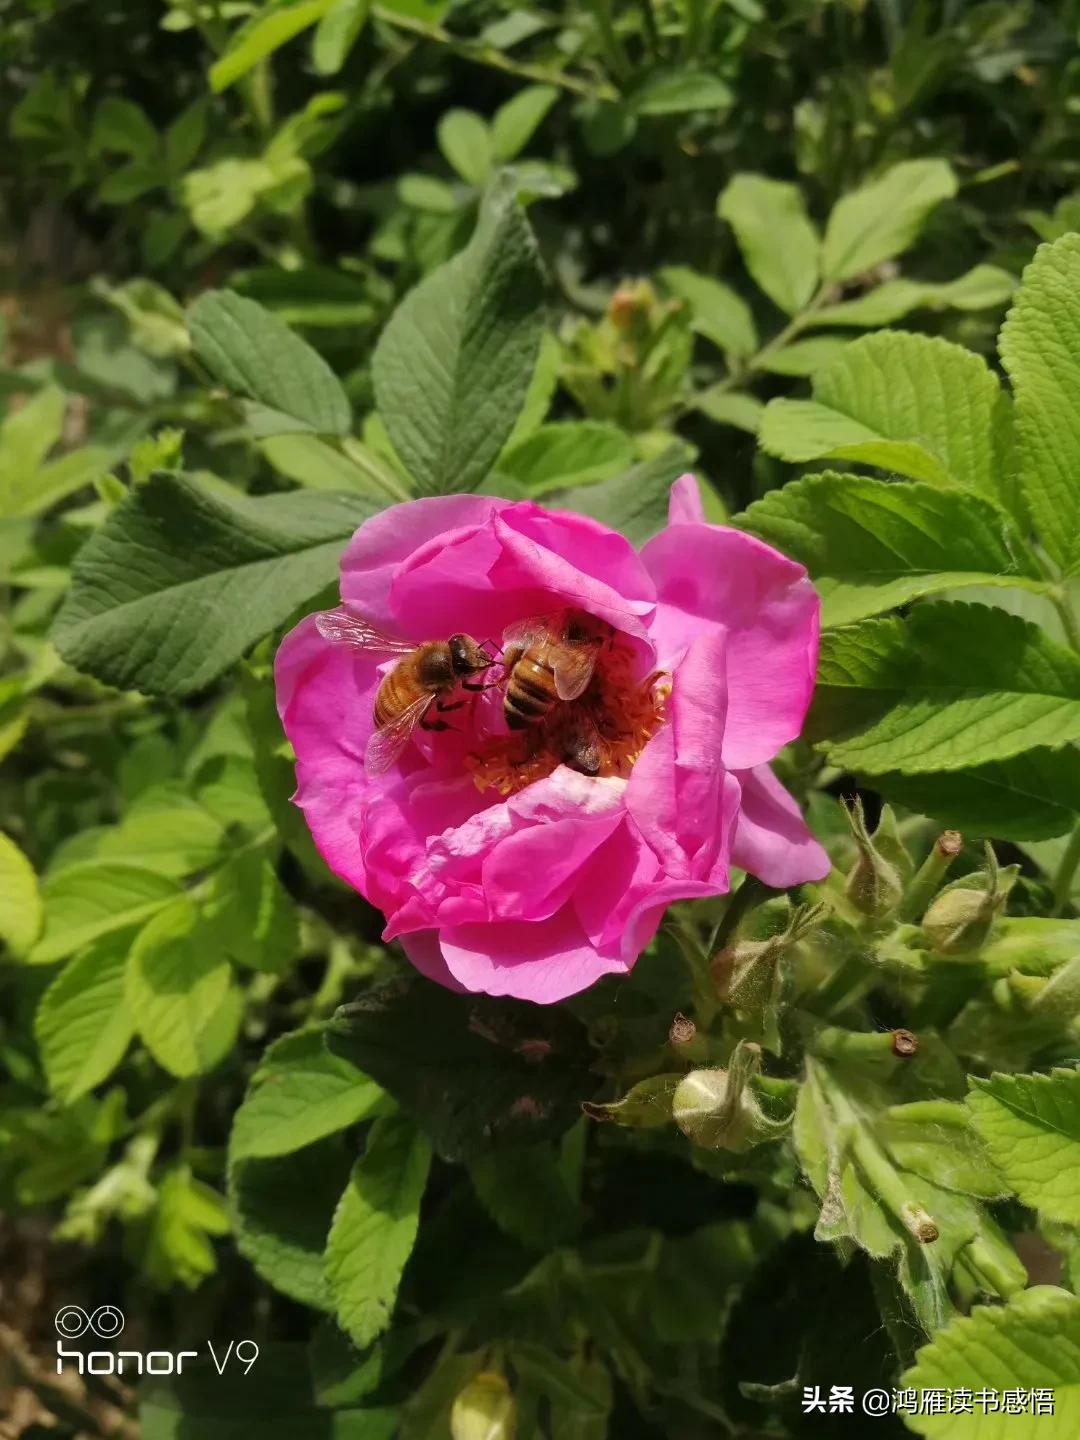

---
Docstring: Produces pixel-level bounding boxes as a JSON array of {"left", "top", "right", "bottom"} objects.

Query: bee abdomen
[{"left": 374, "top": 665, "right": 417, "bottom": 728}]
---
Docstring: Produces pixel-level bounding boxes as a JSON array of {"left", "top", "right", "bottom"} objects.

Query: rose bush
[{"left": 276, "top": 474, "right": 828, "bottom": 1002}]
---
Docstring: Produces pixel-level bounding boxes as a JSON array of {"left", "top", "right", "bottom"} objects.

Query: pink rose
[{"left": 275, "top": 474, "right": 828, "bottom": 1004}]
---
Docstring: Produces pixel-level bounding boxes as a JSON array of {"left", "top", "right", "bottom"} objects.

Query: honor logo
[{"left": 54, "top": 1307, "right": 259, "bottom": 1378}]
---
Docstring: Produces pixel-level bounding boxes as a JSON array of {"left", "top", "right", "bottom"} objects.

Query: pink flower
[{"left": 275, "top": 474, "right": 828, "bottom": 1004}]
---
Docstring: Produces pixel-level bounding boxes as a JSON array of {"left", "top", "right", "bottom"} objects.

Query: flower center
[{"left": 466, "top": 631, "right": 669, "bottom": 797}]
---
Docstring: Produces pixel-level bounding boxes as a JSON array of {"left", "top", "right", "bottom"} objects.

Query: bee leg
[
  {"left": 435, "top": 698, "right": 466, "bottom": 713},
  {"left": 420, "top": 716, "right": 453, "bottom": 732},
  {"left": 461, "top": 677, "right": 503, "bottom": 691}
]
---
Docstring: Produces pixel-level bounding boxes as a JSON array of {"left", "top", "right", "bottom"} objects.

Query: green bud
[
  {"left": 954, "top": 1225, "right": 1027, "bottom": 1301},
  {"left": 921, "top": 844, "right": 1017, "bottom": 955},
  {"left": 451, "top": 1371, "right": 517, "bottom": 1440},
  {"left": 711, "top": 902, "right": 826, "bottom": 1006},
  {"left": 673, "top": 1042, "right": 789, "bottom": 1152},
  {"left": 844, "top": 797, "right": 905, "bottom": 920}
]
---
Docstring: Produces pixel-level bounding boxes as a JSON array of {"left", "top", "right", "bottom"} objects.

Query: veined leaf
[
  {"left": 759, "top": 331, "right": 1011, "bottom": 505},
  {"left": 189, "top": 289, "right": 351, "bottom": 435},
  {"left": 718, "top": 174, "right": 820, "bottom": 316},
  {"left": 810, "top": 602, "right": 1080, "bottom": 775},
  {"left": 547, "top": 444, "right": 692, "bottom": 547},
  {"left": 372, "top": 176, "right": 545, "bottom": 496},
  {"left": 30, "top": 862, "right": 179, "bottom": 965},
  {"left": 758, "top": 335, "right": 849, "bottom": 377},
  {"left": 53, "top": 472, "right": 376, "bottom": 696},
  {"left": 325, "top": 1116, "right": 432, "bottom": 1348},
  {"left": 660, "top": 265, "right": 757, "bottom": 357},
  {"left": 694, "top": 388, "right": 764, "bottom": 434},
  {"left": 821, "top": 159, "right": 956, "bottom": 282},
  {"left": 902, "top": 1286, "right": 1080, "bottom": 1436},
  {"left": 0, "top": 831, "right": 41, "bottom": 959},
  {"left": 735, "top": 473, "right": 1043, "bottom": 627},
  {"left": 968, "top": 1069, "right": 1080, "bottom": 1226},
  {"left": 1001, "top": 233, "right": 1080, "bottom": 577},
  {"left": 498, "top": 421, "right": 633, "bottom": 494},
  {"left": 812, "top": 264, "right": 1016, "bottom": 328},
  {"left": 35, "top": 934, "right": 135, "bottom": 1101},
  {"left": 491, "top": 85, "right": 558, "bottom": 162},
  {"left": 230, "top": 1028, "right": 384, "bottom": 1161}
]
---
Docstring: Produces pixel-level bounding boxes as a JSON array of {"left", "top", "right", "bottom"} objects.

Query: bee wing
[
  {"left": 553, "top": 640, "right": 599, "bottom": 701},
  {"left": 364, "top": 693, "right": 432, "bottom": 775},
  {"left": 316, "top": 608, "right": 415, "bottom": 655},
  {"left": 501, "top": 613, "right": 559, "bottom": 655}
]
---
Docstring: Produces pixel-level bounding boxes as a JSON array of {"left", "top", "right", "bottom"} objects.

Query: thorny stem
[
  {"left": 372, "top": 6, "right": 620, "bottom": 100},
  {"left": 1052, "top": 818, "right": 1080, "bottom": 915}
]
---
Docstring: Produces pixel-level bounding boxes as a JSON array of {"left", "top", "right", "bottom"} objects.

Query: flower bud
[
  {"left": 712, "top": 902, "right": 827, "bottom": 1005},
  {"left": 451, "top": 1371, "right": 516, "bottom": 1440},
  {"left": 843, "top": 798, "right": 905, "bottom": 920},
  {"left": 921, "top": 844, "right": 1017, "bottom": 956},
  {"left": 673, "top": 1042, "right": 789, "bottom": 1152}
]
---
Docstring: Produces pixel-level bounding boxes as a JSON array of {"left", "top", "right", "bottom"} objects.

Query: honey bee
[
  {"left": 501, "top": 612, "right": 604, "bottom": 736},
  {"left": 316, "top": 608, "right": 493, "bottom": 775}
]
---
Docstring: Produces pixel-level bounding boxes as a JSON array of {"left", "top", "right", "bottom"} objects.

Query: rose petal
[
  {"left": 668, "top": 472, "right": 706, "bottom": 525},
  {"left": 641, "top": 523, "right": 819, "bottom": 769},
  {"left": 731, "top": 765, "right": 831, "bottom": 887},
  {"left": 440, "top": 903, "right": 629, "bottom": 1003}
]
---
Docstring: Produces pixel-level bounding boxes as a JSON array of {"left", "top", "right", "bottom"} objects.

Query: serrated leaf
[
  {"left": 821, "top": 159, "right": 956, "bottom": 281},
  {"left": 30, "top": 862, "right": 179, "bottom": 966},
  {"left": 231, "top": 1136, "right": 353, "bottom": 1310},
  {"left": 812, "top": 264, "right": 1016, "bottom": 327},
  {"left": 902, "top": 1286, "right": 1080, "bottom": 1436},
  {"left": 95, "top": 785, "right": 227, "bottom": 878},
  {"left": 865, "top": 749, "right": 1080, "bottom": 842},
  {"left": 694, "top": 388, "right": 764, "bottom": 434},
  {"left": 1001, "top": 233, "right": 1080, "bottom": 577},
  {"left": 259, "top": 432, "right": 399, "bottom": 499},
  {"left": 53, "top": 472, "right": 376, "bottom": 696},
  {"left": 660, "top": 265, "right": 757, "bottom": 357},
  {"left": 492, "top": 85, "right": 557, "bottom": 162},
  {"left": 759, "top": 330, "right": 1011, "bottom": 505},
  {"left": 325, "top": 1116, "right": 432, "bottom": 1349},
  {"left": 328, "top": 980, "right": 594, "bottom": 1162},
  {"left": 758, "top": 335, "right": 849, "bottom": 376},
  {"left": 498, "top": 421, "right": 633, "bottom": 494},
  {"left": 311, "top": 0, "right": 370, "bottom": 73},
  {"left": 189, "top": 289, "right": 351, "bottom": 435},
  {"left": 810, "top": 603, "right": 1080, "bottom": 775},
  {"left": 735, "top": 473, "right": 1043, "bottom": 627},
  {"left": 718, "top": 174, "right": 820, "bottom": 315},
  {"left": 373, "top": 177, "right": 544, "bottom": 496},
  {"left": 210, "top": 0, "right": 333, "bottom": 91},
  {"left": 202, "top": 849, "right": 298, "bottom": 974},
  {"left": 230, "top": 1028, "right": 383, "bottom": 1161},
  {"left": 967, "top": 1069, "right": 1080, "bottom": 1225},
  {"left": 127, "top": 899, "right": 241, "bottom": 1078},
  {"left": 35, "top": 934, "right": 135, "bottom": 1101},
  {"left": 0, "top": 830, "right": 41, "bottom": 958},
  {"left": 546, "top": 444, "right": 691, "bottom": 546},
  {"left": 437, "top": 109, "right": 493, "bottom": 185}
]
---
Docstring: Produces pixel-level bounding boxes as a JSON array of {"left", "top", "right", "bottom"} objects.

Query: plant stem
[
  {"left": 1053, "top": 585, "right": 1080, "bottom": 652},
  {"left": 899, "top": 830, "right": 963, "bottom": 921},
  {"left": 372, "top": 7, "right": 619, "bottom": 100},
  {"left": 708, "top": 874, "right": 771, "bottom": 954},
  {"left": 1052, "top": 818, "right": 1080, "bottom": 915}
]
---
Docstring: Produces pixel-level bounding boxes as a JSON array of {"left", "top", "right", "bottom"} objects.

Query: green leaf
[
  {"left": 0, "top": 830, "right": 41, "bottom": 958},
  {"left": 94, "top": 785, "right": 227, "bottom": 878},
  {"left": 189, "top": 289, "right": 351, "bottom": 435},
  {"left": 498, "top": 421, "right": 633, "bottom": 494},
  {"left": 231, "top": 1136, "right": 353, "bottom": 1310},
  {"left": 53, "top": 473, "right": 376, "bottom": 696},
  {"left": 694, "top": 388, "right": 765, "bottom": 434},
  {"left": 35, "top": 934, "right": 135, "bottom": 1102},
  {"left": 902, "top": 1286, "right": 1080, "bottom": 1436},
  {"left": 1001, "top": 233, "right": 1080, "bottom": 577},
  {"left": 311, "top": 0, "right": 370, "bottom": 74},
  {"left": 546, "top": 444, "right": 690, "bottom": 547},
  {"left": 810, "top": 602, "right": 1080, "bottom": 775},
  {"left": 469, "top": 1144, "right": 580, "bottom": 1250},
  {"left": 261, "top": 432, "right": 406, "bottom": 501},
  {"left": 659, "top": 265, "right": 757, "bottom": 357},
  {"left": 372, "top": 177, "right": 545, "bottom": 495},
  {"left": 329, "top": 980, "right": 594, "bottom": 1162},
  {"left": 718, "top": 174, "right": 820, "bottom": 315},
  {"left": 30, "top": 862, "right": 179, "bottom": 965},
  {"left": 757, "top": 335, "right": 849, "bottom": 376},
  {"left": 759, "top": 331, "right": 1010, "bottom": 502},
  {"left": 325, "top": 1115, "right": 432, "bottom": 1349},
  {"left": 866, "top": 748, "right": 1080, "bottom": 842},
  {"left": 968, "top": 1069, "right": 1080, "bottom": 1226},
  {"left": 138, "top": 1163, "right": 230, "bottom": 1289},
  {"left": 202, "top": 849, "right": 298, "bottom": 973},
  {"left": 581, "top": 1074, "right": 680, "bottom": 1128},
  {"left": 127, "top": 899, "right": 241, "bottom": 1078},
  {"left": 92, "top": 97, "right": 158, "bottom": 157},
  {"left": 492, "top": 85, "right": 558, "bottom": 162},
  {"left": 437, "top": 109, "right": 493, "bottom": 185},
  {"left": 230, "top": 1028, "right": 384, "bottom": 1161},
  {"left": 735, "top": 473, "right": 1043, "bottom": 628},
  {"left": 165, "top": 99, "right": 208, "bottom": 176},
  {"left": 631, "top": 70, "right": 732, "bottom": 115},
  {"left": 210, "top": 0, "right": 333, "bottom": 91},
  {"left": 821, "top": 158, "right": 957, "bottom": 281},
  {"left": 812, "top": 264, "right": 1016, "bottom": 328}
]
